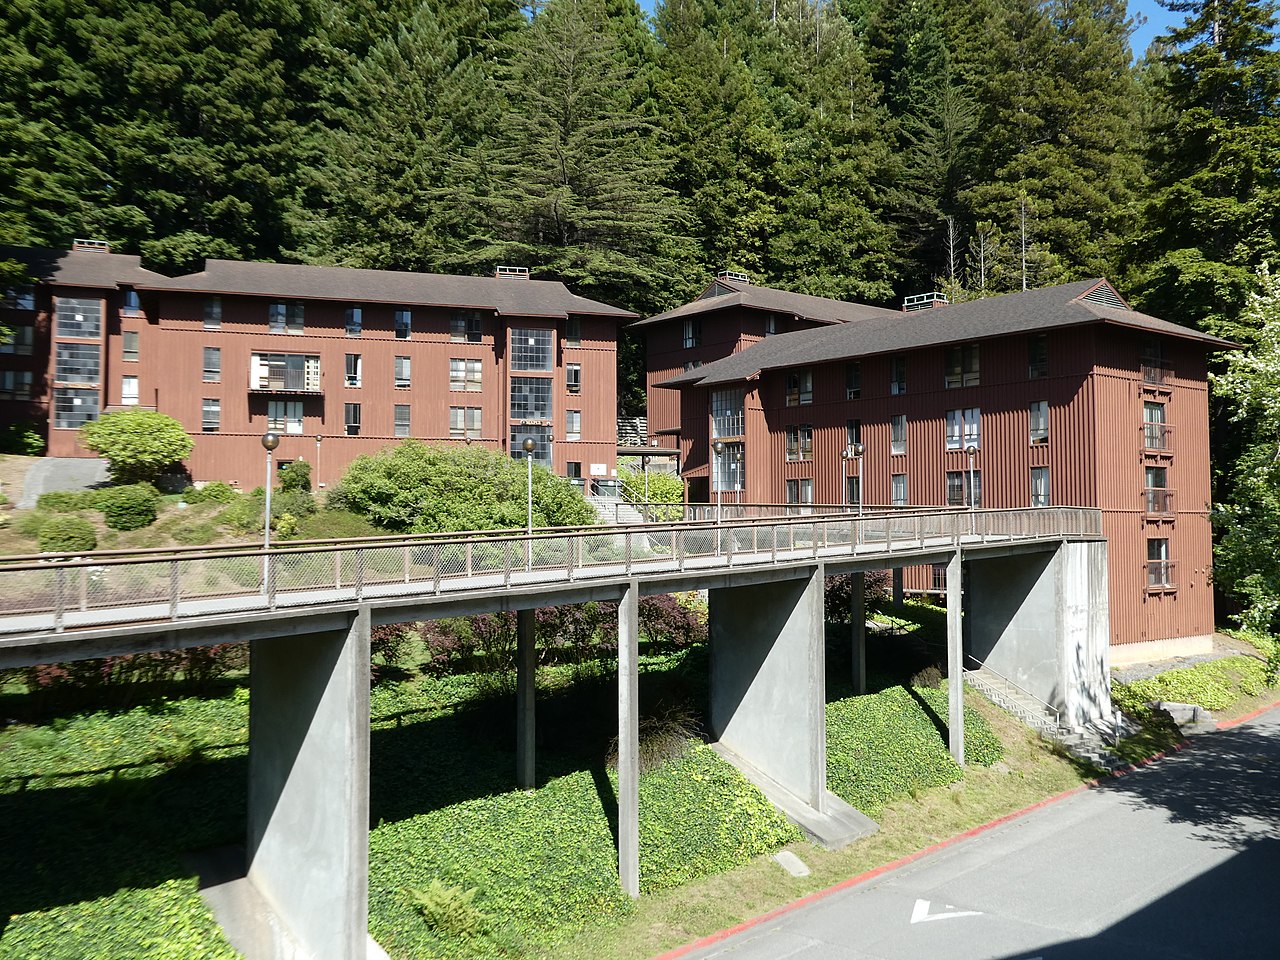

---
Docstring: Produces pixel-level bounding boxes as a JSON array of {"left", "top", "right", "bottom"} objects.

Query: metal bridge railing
[{"left": 0, "top": 507, "right": 1102, "bottom": 635}]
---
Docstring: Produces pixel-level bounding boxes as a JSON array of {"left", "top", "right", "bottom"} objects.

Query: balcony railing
[
  {"left": 1142, "top": 422, "right": 1174, "bottom": 453},
  {"left": 1141, "top": 362, "right": 1172, "bottom": 388},
  {"left": 249, "top": 368, "right": 322, "bottom": 394},
  {"left": 1144, "top": 488, "right": 1175, "bottom": 517},
  {"left": 1146, "top": 560, "right": 1177, "bottom": 590}
]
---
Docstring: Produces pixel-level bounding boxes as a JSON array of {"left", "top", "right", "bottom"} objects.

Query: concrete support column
[
  {"left": 247, "top": 607, "right": 370, "bottom": 959},
  {"left": 850, "top": 571, "right": 866, "bottom": 695},
  {"left": 516, "top": 608, "right": 536, "bottom": 790},
  {"left": 946, "top": 552, "right": 965, "bottom": 766},
  {"left": 892, "top": 567, "right": 904, "bottom": 607},
  {"left": 709, "top": 566, "right": 825, "bottom": 808},
  {"left": 617, "top": 580, "right": 640, "bottom": 899},
  {"left": 1058, "top": 541, "right": 1112, "bottom": 727}
]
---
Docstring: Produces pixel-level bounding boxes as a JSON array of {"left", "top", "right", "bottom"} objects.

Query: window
[
  {"left": 931, "top": 564, "right": 948, "bottom": 591},
  {"left": 682, "top": 361, "right": 702, "bottom": 372},
  {"left": 204, "top": 297, "right": 222, "bottom": 330},
  {"left": 268, "top": 301, "right": 304, "bottom": 334},
  {"left": 511, "top": 377, "right": 552, "bottom": 420},
  {"left": 1145, "top": 465, "right": 1167, "bottom": 489},
  {"left": 566, "top": 461, "right": 582, "bottom": 480},
  {"left": 891, "top": 414, "right": 907, "bottom": 455},
  {"left": 785, "top": 369, "right": 813, "bottom": 406},
  {"left": 56, "top": 297, "right": 102, "bottom": 338},
  {"left": 845, "top": 361, "right": 861, "bottom": 399},
  {"left": 511, "top": 425, "right": 552, "bottom": 466},
  {"left": 1031, "top": 467, "right": 1050, "bottom": 507},
  {"left": 251, "top": 353, "right": 320, "bottom": 391},
  {"left": 450, "top": 406, "right": 483, "bottom": 439},
  {"left": 121, "top": 376, "right": 139, "bottom": 406},
  {"left": 944, "top": 343, "right": 980, "bottom": 388},
  {"left": 565, "top": 409, "right": 582, "bottom": 441},
  {"left": 946, "top": 470, "right": 981, "bottom": 507},
  {"left": 202, "top": 398, "right": 220, "bottom": 432},
  {"left": 785, "top": 478, "right": 814, "bottom": 505},
  {"left": 394, "top": 356, "right": 411, "bottom": 388},
  {"left": 203, "top": 347, "right": 221, "bottom": 382},
  {"left": 566, "top": 363, "right": 581, "bottom": 393},
  {"left": 395, "top": 309, "right": 412, "bottom": 339},
  {"left": 450, "top": 358, "right": 483, "bottom": 392},
  {"left": 1146, "top": 466, "right": 1172, "bottom": 515},
  {"left": 711, "top": 389, "right": 744, "bottom": 438},
  {"left": 53, "top": 388, "right": 99, "bottom": 428},
  {"left": 765, "top": 315, "right": 778, "bottom": 336},
  {"left": 846, "top": 475, "right": 860, "bottom": 508},
  {"left": 55, "top": 343, "right": 100, "bottom": 383},
  {"left": 1028, "top": 334, "right": 1048, "bottom": 379},
  {"left": 3, "top": 285, "right": 35, "bottom": 310},
  {"left": 785, "top": 425, "right": 813, "bottom": 461},
  {"left": 683, "top": 318, "right": 701, "bottom": 348},
  {"left": 1142, "top": 337, "right": 1170, "bottom": 386},
  {"left": 344, "top": 402, "right": 361, "bottom": 436},
  {"left": 946, "top": 408, "right": 981, "bottom": 450},
  {"left": 0, "top": 370, "right": 33, "bottom": 399},
  {"left": 345, "top": 354, "right": 362, "bottom": 388},
  {"left": 122, "top": 288, "right": 141, "bottom": 316},
  {"left": 846, "top": 419, "right": 862, "bottom": 448},
  {"left": 712, "top": 442, "right": 744, "bottom": 492},
  {"left": 1143, "top": 401, "right": 1169, "bottom": 450},
  {"left": 1030, "top": 400, "right": 1049, "bottom": 444},
  {"left": 346, "top": 307, "right": 362, "bottom": 337},
  {"left": 891, "top": 473, "right": 907, "bottom": 506},
  {"left": 267, "top": 400, "right": 304, "bottom": 434},
  {"left": 890, "top": 355, "right": 907, "bottom": 395},
  {"left": 0, "top": 324, "right": 34, "bottom": 354},
  {"left": 394, "top": 404, "right": 411, "bottom": 437},
  {"left": 512, "top": 328, "right": 553, "bottom": 371},
  {"left": 451, "top": 311, "right": 482, "bottom": 342},
  {"left": 122, "top": 330, "right": 139, "bottom": 362},
  {"left": 566, "top": 317, "right": 581, "bottom": 347},
  {"left": 1147, "top": 538, "right": 1173, "bottom": 588}
]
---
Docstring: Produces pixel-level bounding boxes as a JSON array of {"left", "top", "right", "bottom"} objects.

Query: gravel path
[{"left": 15, "top": 457, "right": 109, "bottom": 509}]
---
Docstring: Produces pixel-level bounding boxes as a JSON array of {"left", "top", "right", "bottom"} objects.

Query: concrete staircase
[
  {"left": 587, "top": 496, "right": 645, "bottom": 526},
  {"left": 965, "top": 666, "right": 1127, "bottom": 774}
]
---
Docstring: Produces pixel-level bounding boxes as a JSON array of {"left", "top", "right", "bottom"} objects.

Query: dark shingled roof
[
  {"left": 1, "top": 246, "right": 169, "bottom": 288},
  {"left": 633, "top": 277, "right": 900, "bottom": 328},
  {"left": 659, "top": 279, "right": 1235, "bottom": 389},
  {"left": 134, "top": 259, "right": 636, "bottom": 319}
]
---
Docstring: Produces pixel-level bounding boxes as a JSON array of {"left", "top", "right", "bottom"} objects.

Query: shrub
[
  {"left": 78, "top": 409, "right": 193, "bottom": 483},
  {"left": 272, "top": 488, "right": 316, "bottom": 521},
  {"left": 617, "top": 464, "right": 683, "bottom": 509},
  {"left": 825, "top": 569, "right": 892, "bottom": 622},
  {"left": 12, "top": 510, "right": 53, "bottom": 539},
  {"left": 96, "top": 483, "right": 160, "bottom": 530},
  {"left": 217, "top": 495, "right": 266, "bottom": 533},
  {"left": 37, "top": 515, "right": 98, "bottom": 553},
  {"left": 0, "top": 420, "right": 44, "bottom": 454},
  {"left": 36, "top": 490, "right": 97, "bottom": 512},
  {"left": 171, "top": 521, "right": 219, "bottom": 545},
  {"left": 183, "top": 482, "right": 237, "bottom": 505},
  {"left": 638, "top": 594, "right": 707, "bottom": 651},
  {"left": 405, "top": 880, "right": 488, "bottom": 939},
  {"left": 295, "top": 509, "right": 381, "bottom": 541},
  {"left": 277, "top": 459, "right": 311, "bottom": 493}
]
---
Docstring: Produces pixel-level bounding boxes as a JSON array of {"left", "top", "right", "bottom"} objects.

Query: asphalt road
[{"left": 678, "top": 706, "right": 1280, "bottom": 960}]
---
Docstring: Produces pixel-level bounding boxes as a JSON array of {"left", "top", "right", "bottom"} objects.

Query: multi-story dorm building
[
  {"left": 0, "top": 242, "right": 632, "bottom": 489},
  {"left": 640, "top": 274, "right": 1231, "bottom": 663}
]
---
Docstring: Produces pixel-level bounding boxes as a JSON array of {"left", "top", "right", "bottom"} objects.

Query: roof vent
[
  {"left": 495, "top": 265, "right": 530, "bottom": 280},
  {"left": 1079, "top": 281, "right": 1128, "bottom": 310},
  {"left": 903, "top": 292, "right": 949, "bottom": 312},
  {"left": 72, "top": 238, "right": 112, "bottom": 254},
  {"left": 716, "top": 269, "right": 751, "bottom": 284}
]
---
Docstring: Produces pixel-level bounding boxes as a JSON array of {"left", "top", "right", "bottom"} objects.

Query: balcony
[
  {"left": 249, "top": 355, "right": 322, "bottom": 395},
  {"left": 1141, "top": 361, "right": 1173, "bottom": 390},
  {"left": 1142, "top": 422, "right": 1174, "bottom": 454},
  {"left": 1144, "top": 487, "right": 1175, "bottom": 518},
  {"left": 1146, "top": 560, "right": 1177, "bottom": 591}
]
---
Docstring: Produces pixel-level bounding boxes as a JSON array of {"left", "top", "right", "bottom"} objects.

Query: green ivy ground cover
[
  {"left": 826, "top": 685, "right": 1004, "bottom": 818},
  {"left": 1114, "top": 655, "right": 1270, "bottom": 713}
]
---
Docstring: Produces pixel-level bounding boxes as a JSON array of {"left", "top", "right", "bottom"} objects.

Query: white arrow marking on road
[{"left": 910, "top": 899, "right": 984, "bottom": 923}]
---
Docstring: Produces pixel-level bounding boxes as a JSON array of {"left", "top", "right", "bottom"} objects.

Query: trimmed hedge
[
  {"left": 826, "top": 685, "right": 1003, "bottom": 818},
  {"left": 96, "top": 484, "right": 160, "bottom": 531},
  {"left": 37, "top": 515, "right": 97, "bottom": 553},
  {"left": 182, "top": 482, "right": 238, "bottom": 505},
  {"left": 36, "top": 490, "right": 97, "bottom": 512}
]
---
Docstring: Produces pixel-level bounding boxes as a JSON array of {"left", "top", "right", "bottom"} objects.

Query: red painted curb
[
  {"left": 1217, "top": 696, "right": 1280, "bottom": 730},
  {"left": 652, "top": 781, "right": 1092, "bottom": 960}
]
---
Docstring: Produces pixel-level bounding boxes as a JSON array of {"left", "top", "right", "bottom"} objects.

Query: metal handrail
[{"left": 965, "top": 654, "right": 1062, "bottom": 729}]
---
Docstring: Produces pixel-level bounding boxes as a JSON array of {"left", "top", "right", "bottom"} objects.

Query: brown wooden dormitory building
[
  {"left": 639, "top": 273, "right": 1232, "bottom": 663},
  {"left": 0, "top": 242, "right": 633, "bottom": 490}
]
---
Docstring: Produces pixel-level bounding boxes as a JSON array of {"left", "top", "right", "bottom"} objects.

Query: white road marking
[{"left": 909, "top": 899, "right": 984, "bottom": 923}]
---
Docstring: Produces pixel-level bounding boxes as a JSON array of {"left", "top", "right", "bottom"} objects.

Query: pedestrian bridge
[{"left": 0, "top": 507, "right": 1112, "bottom": 960}]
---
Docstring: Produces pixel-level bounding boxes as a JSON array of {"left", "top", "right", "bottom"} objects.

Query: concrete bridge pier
[
  {"left": 517, "top": 608, "right": 536, "bottom": 790},
  {"left": 246, "top": 607, "right": 372, "bottom": 959},
  {"left": 946, "top": 551, "right": 965, "bottom": 765},
  {"left": 617, "top": 580, "right": 640, "bottom": 898},
  {"left": 707, "top": 565, "right": 877, "bottom": 848},
  {"left": 849, "top": 571, "right": 867, "bottom": 696}
]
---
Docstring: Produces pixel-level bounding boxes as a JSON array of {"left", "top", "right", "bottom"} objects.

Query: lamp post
[
  {"left": 261, "top": 431, "right": 280, "bottom": 589},
  {"left": 523, "top": 437, "right": 536, "bottom": 536},
  {"left": 315, "top": 434, "right": 322, "bottom": 488},
  {"left": 852, "top": 442, "right": 865, "bottom": 516},
  {"left": 965, "top": 444, "right": 978, "bottom": 510},
  {"left": 712, "top": 440, "right": 725, "bottom": 556}
]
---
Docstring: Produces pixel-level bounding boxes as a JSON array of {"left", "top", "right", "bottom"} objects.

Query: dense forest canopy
[{"left": 3, "top": 1, "right": 1280, "bottom": 624}]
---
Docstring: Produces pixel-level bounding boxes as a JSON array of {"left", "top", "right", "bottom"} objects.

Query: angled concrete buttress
[
  {"left": 247, "top": 606, "right": 371, "bottom": 959},
  {"left": 964, "top": 540, "right": 1111, "bottom": 730},
  {"left": 517, "top": 608, "right": 536, "bottom": 789},
  {"left": 617, "top": 580, "right": 640, "bottom": 897},
  {"left": 708, "top": 564, "right": 877, "bottom": 848}
]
